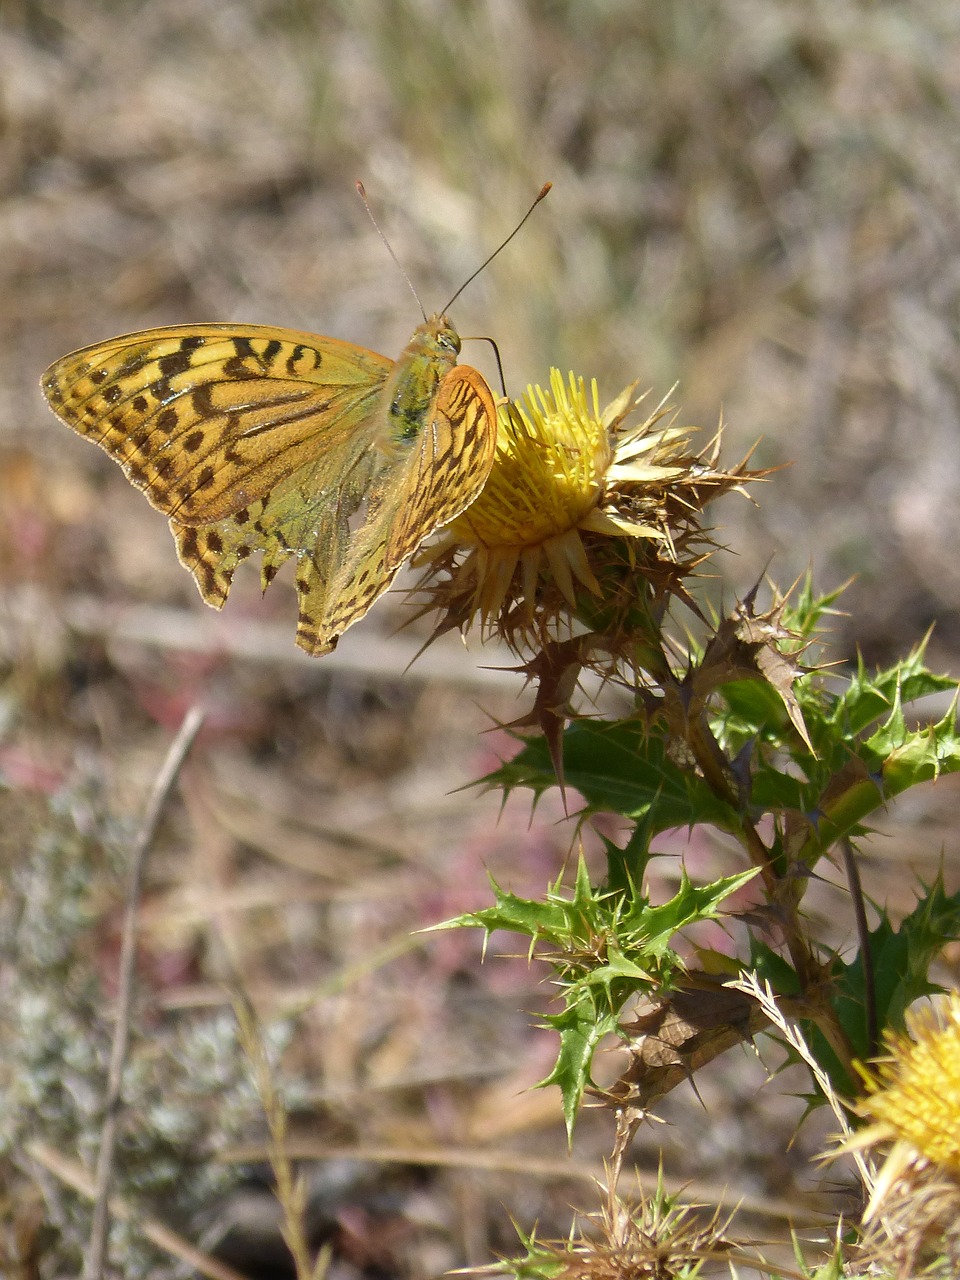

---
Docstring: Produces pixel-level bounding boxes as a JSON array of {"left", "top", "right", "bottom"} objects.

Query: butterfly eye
[{"left": 439, "top": 330, "right": 461, "bottom": 355}]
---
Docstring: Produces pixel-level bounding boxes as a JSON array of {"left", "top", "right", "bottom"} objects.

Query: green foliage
[
  {"left": 455, "top": 584, "right": 960, "bottom": 1146},
  {"left": 484, "top": 1224, "right": 568, "bottom": 1280},
  {"left": 443, "top": 856, "right": 757, "bottom": 1132},
  {"left": 752, "top": 874, "right": 960, "bottom": 1098},
  {"left": 786, "top": 1229, "right": 848, "bottom": 1280},
  {"left": 455, "top": 581, "right": 960, "bottom": 1280},
  {"left": 832, "top": 874, "right": 960, "bottom": 1053}
]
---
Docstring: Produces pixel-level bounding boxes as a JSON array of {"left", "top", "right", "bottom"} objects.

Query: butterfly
[{"left": 41, "top": 314, "right": 497, "bottom": 655}]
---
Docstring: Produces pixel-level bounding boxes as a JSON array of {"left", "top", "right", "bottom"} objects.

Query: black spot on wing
[
  {"left": 191, "top": 384, "right": 215, "bottom": 418},
  {"left": 158, "top": 351, "right": 193, "bottom": 378},
  {"left": 179, "top": 527, "right": 199, "bottom": 560},
  {"left": 222, "top": 336, "right": 256, "bottom": 380}
]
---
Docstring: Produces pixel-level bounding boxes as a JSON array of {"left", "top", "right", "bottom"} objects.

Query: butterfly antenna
[
  {"left": 356, "top": 181, "right": 427, "bottom": 322},
  {"left": 441, "top": 182, "right": 552, "bottom": 313}
]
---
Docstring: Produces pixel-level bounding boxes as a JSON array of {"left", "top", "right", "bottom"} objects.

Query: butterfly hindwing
[{"left": 173, "top": 439, "right": 381, "bottom": 632}]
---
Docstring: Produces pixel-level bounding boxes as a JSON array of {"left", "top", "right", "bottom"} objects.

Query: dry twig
[{"left": 84, "top": 705, "right": 206, "bottom": 1280}]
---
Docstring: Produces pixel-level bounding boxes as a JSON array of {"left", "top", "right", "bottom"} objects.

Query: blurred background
[{"left": 2, "top": 2, "right": 960, "bottom": 1276}]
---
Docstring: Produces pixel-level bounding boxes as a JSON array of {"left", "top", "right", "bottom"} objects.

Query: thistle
[{"left": 413, "top": 369, "right": 764, "bottom": 771}]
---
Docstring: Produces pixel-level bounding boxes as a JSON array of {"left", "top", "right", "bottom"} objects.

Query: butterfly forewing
[{"left": 42, "top": 325, "right": 393, "bottom": 523}]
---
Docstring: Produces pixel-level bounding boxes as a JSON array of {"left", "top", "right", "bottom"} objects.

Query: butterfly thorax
[{"left": 378, "top": 314, "right": 461, "bottom": 456}]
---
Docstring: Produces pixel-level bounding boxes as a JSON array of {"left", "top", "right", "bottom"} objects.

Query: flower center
[{"left": 452, "top": 371, "right": 612, "bottom": 550}]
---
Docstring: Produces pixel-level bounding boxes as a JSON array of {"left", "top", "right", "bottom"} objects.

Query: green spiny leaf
[
  {"left": 539, "top": 995, "right": 620, "bottom": 1139},
  {"left": 484, "top": 720, "right": 741, "bottom": 831},
  {"left": 832, "top": 871, "right": 960, "bottom": 1056}
]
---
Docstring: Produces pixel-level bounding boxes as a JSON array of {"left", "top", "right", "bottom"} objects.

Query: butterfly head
[
  {"left": 394, "top": 314, "right": 464, "bottom": 377},
  {"left": 421, "top": 313, "right": 461, "bottom": 359}
]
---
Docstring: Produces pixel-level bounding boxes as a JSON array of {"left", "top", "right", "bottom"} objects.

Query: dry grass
[{"left": 2, "top": 1, "right": 959, "bottom": 1276}]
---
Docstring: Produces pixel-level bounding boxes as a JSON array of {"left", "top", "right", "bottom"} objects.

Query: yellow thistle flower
[
  {"left": 837, "top": 993, "right": 960, "bottom": 1274},
  {"left": 859, "top": 997, "right": 960, "bottom": 1172},
  {"left": 856, "top": 995, "right": 960, "bottom": 1210},
  {"left": 414, "top": 368, "right": 756, "bottom": 658}
]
